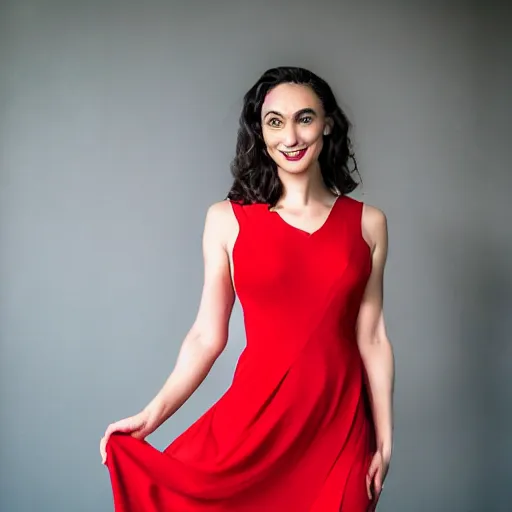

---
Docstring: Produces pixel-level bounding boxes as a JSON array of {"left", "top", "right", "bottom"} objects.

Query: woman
[{"left": 100, "top": 66, "right": 394, "bottom": 511}]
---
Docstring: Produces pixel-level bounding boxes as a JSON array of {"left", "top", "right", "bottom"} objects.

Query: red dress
[{"left": 106, "top": 194, "right": 376, "bottom": 511}]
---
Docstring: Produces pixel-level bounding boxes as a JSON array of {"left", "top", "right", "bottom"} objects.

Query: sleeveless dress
[{"left": 106, "top": 194, "right": 376, "bottom": 511}]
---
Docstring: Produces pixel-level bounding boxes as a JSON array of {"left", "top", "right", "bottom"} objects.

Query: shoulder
[
  {"left": 342, "top": 196, "right": 387, "bottom": 235},
  {"left": 200, "top": 201, "right": 238, "bottom": 248},
  {"left": 204, "top": 200, "right": 239, "bottom": 234},
  {"left": 362, "top": 203, "right": 387, "bottom": 230},
  {"left": 206, "top": 199, "right": 235, "bottom": 219},
  {"left": 207, "top": 199, "right": 263, "bottom": 216},
  {"left": 360, "top": 201, "right": 388, "bottom": 253}
]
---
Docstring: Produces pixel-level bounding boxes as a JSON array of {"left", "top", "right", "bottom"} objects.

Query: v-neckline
[{"left": 269, "top": 195, "right": 343, "bottom": 238}]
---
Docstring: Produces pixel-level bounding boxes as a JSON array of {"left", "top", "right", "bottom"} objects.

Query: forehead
[{"left": 261, "top": 83, "right": 323, "bottom": 117}]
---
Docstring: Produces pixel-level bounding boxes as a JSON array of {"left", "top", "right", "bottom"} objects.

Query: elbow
[
  {"left": 201, "top": 337, "right": 228, "bottom": 357},
  {"left": 357, "top": 333, "right": 393, "bottom": 357},
  {"left": 191, "top": 327, "right": 228, "bottom": 357}
]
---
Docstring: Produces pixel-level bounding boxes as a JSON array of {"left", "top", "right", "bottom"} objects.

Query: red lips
[{"left": 281, "top": 148, "right": 308, "bottom": 161}]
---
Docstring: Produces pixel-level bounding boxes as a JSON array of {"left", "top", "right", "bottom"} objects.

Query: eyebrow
[{"left": 263, "top": 107, "right": 318, "bottom": 119}]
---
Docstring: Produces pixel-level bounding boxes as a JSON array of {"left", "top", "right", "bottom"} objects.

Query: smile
[{"left": 280, "top": 148, "right": 308, "bottom": 161}]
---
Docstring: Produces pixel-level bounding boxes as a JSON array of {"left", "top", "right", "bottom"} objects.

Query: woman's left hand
[{"left": 366, "top": 449, "right": 391, "bottom": 507}]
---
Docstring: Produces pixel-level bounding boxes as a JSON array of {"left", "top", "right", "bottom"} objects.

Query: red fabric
[{"left": 106, "top": 194, "right": 376, "bottom": 511}]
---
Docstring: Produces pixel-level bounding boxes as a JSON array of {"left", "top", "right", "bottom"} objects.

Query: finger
[
  {"left": 366, "top": 459, "right": 378, "bottom": 499},
  {"left": 103, "top": 418, "right": 135, "bottom": 446},
  {"left": 367, "top": 478, "right": 380, "bottom": 512},
  {"left": 105, "top": 418, "right": 130, "bottom": 437},
  {"left": 366, "top": 473, "right": 372, "bottom": 500},
  {"left": 366, "top": 469, "right": 374, "bottom": 499},
  {"left": 101, "top": 427, "right": 122, "bottom": 463},
  {"left": 367, "top": 471, "right": 377, "bottom": 500},
  {"left": 100, "top": 437, "right": 106, "bottom": 464},
  {"left": 374, "top": 467, "right": 383, "bottom": 495},
  {"left": 105, "top": 420, "right": 125, "bottom": 438},
  {"left": 367, "top": 456, "right": 379, "bottom": 478},
  {"left": 101, "top": 429, "right": 115, "bottom": 461}
]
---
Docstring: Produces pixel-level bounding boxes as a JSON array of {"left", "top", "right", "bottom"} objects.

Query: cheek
[
  {"left": 305, "top": 132, "right": 325, "bottom": 159},
  {"left": 302, "top": 130, "right": 324, "bottom": 154},
  {"left": 305, "top": 127, "right": 324, "bottom": 144},
  {"left": 262, "top": 131, "right": 280, "bottom": 148}
]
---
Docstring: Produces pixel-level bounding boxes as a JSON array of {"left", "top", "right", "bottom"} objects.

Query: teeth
[{"left": 284, "top": 150, "right": 303, "bottom": 157}]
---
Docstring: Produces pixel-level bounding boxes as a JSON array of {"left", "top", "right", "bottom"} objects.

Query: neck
[{"left": 276, "top": 162, "right": 334, "bottom": 206}]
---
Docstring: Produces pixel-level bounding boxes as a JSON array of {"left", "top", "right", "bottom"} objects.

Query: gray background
[{"left": 1, "top": 1, "right": 510, "bottom": 511}]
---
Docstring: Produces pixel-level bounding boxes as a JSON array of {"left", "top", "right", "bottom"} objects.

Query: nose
[{"left": 281, "top": 123, "right": 299, "bottom": 148}]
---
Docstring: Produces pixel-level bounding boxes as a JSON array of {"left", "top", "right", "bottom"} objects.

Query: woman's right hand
[{"left": 99, "top": 408, "right": 159, "bottom": 465}]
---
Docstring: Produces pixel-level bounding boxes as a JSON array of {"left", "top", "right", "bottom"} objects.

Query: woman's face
[{"left": 260, "top": 83, "right": 331, "bottom": 174}]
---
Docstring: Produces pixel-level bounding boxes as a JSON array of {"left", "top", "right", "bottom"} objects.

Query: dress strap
[
  {"left": 339, "top": 195, "right": 368, "bottom": 251},
  {"left": 229, "top": 199, "right": 248, "bottom": 232}
]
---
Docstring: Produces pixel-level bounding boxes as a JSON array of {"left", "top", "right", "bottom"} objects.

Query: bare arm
[
  {"left": 357, "top": 205, "right": 395, "bottom": 459},
  {"left": 143, "top": 200, "right": 236, "bottom": 427}
]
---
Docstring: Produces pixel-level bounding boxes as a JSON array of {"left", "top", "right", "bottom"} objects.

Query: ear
[{"left": 323, "top": 118, "right": 333, "bottom": 136}]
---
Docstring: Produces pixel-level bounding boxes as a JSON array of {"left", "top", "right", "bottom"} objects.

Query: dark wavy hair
[{"left": 226, "top": 66, "right": 360, "bottom": 206}]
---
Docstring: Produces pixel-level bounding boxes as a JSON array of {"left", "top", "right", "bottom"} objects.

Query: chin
[
  {"left": 277, "top": 165, "right": 313, "bottom": 176},
  {"left": 279, "top": 156, "right": 317, "bottom": 173}
]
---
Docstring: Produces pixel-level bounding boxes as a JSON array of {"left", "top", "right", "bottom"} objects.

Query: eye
[
  {"left": 268, "top": 118, "right": 282, "bottom": 128},
  {"left": 299, "top": 116, "right": 313, "bottom": 124}
]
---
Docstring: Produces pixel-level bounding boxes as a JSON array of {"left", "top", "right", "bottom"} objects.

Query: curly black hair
[{"left": 226, "top": 66, "right": 360, "bottom": 207}]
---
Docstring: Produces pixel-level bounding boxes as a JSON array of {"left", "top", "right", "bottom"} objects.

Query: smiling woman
[
  {"left": 227, "top": 67, "right": 359, "bottom": 207},
  {"left": 102, "top": 66, "right": 394, "bottom": 512}
]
